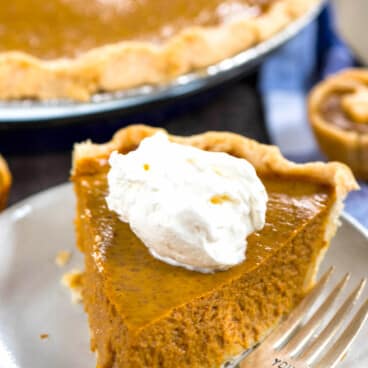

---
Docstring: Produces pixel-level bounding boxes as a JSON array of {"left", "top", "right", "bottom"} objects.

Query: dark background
[{"left": 1, "top": 73, "right": 269, "bottom": 205}]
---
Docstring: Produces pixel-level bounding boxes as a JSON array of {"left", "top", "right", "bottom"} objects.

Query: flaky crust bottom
[
  {"left": 0, "top": 0, "right": 320, "bottom": 101},
  {"left": 309, "top": 68, "right": 368, "bottom": 180},
  {"left": 0, "top": 155, "right": 11, "bottom": 211}
]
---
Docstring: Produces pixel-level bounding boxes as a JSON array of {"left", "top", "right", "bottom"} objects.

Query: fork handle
[{"left": 239, "top": 346, "right": 308, "bottom": 368}]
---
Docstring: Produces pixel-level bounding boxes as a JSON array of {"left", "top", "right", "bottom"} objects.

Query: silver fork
[{"left": 239, "top": 267, "right": 368, "bottom": 368}]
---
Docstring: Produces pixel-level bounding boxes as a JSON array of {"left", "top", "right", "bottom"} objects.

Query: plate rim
[{"left": 0, "top": 180, "right": 366, "bottom": 368}]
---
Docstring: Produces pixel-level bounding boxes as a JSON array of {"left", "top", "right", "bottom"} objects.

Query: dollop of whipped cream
[{"left": 106, "top": 133, "right": 267, "bottom": 273}]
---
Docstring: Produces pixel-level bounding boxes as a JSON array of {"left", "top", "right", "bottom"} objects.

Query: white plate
[{"left": 0, "top": 183, "right": 367, "bottom": 368}]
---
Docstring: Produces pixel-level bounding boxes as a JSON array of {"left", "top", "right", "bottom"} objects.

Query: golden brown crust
[
  {"left": 0, "top": 155, "right": 11, "bottom": 211},
  {"left": 0, "top": 0, "right": 320, "bottom": 101},
  {"left": 72, "top": 124, "right": 358, "bottom": 200},
  {"left": 309, "top": 68, "right": 368, "bottom": 180}
]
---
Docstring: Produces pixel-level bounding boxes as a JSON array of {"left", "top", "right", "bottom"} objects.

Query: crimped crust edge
[
  {"left": 72, "top": 124, "right": 358, "bottom": 199},
  {"left": 0, "top": 0, "right": 319, "bottom": 101}
]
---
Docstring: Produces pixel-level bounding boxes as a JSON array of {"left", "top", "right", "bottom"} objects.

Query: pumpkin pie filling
[
  {"left": 76, "top": 172, "right": 332, "bottom": 327},
  {"left": 72, "top": 125, "right": 356, "bottom": 368},
  {"left": 320, "top": 93, "right": 368, "bottom": 134},
  {"left": 75, "top": 171, "right": 333, "bottom": 367},
  {"left": 0, "top": 0, "right": 319, "bottom": 100},
  {"left": 0, "top": 0, "right": 273, "bottom": 60}
]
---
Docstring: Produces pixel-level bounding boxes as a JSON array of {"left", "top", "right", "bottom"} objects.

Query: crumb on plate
[
  {"left": 55, "top": 250, "right": 72, "bottom": 267},
  {"left": 61, "top": 268, "right": 84, "bottom": 304},
  {"left": 40, "top": 333, "right": 49, "bottom": 340}
]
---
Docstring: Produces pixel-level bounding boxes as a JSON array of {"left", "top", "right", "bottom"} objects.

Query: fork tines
[{"left": 240, "top": 267, "right": 368, "bottom": 368}]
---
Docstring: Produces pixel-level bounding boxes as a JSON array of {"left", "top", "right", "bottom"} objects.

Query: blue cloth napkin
[{"left": 259, "top": 6, "right": 368, "bottom": 228}]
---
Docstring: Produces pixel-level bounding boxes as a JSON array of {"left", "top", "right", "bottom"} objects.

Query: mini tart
[
  {"left": 72, "top": 125, "right": 356, "bottom": 368},
  {"left": 309, "top": 68, "right": 368, "bottom": 180},
  {"left": 0, "top": 155, "right": 11, "bottom": 211},
  {"left": 0, "top": 0, "right": 320, "bottom": 101}
]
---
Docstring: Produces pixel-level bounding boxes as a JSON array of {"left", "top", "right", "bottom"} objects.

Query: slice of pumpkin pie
[{"left": 71, "top": 125, "right": 357, "bottom": 368}]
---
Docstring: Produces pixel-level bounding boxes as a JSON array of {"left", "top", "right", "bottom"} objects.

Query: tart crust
[
  {"left": 309, "top": 68, "right": 368, "bottom": 180},
  {"left": 0, "top": 155, "right": 11, "bottom": 211},
  {"left": 0, "top": 0, "right": 319, "bottom": 101}
]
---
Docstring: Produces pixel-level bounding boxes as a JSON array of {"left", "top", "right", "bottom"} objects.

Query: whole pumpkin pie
[
  {"left": 72, "top": 125, "right": 356, "bottom": 368},
  {"left": 0, "top": 155, "right": 11, "bottom": 211},
  {"left": 0, "top": 0, "right": 319, "bottom": 101},
  {"left": 309, "top": 68, "right": 368, "bottom": 180}
]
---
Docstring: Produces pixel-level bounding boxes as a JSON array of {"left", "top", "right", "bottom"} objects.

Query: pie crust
[
  {"left": 0, "top": 155, "right": 11, "bottom": 211},
  {"left": 309, "top": 68, "right": 368, "bottom": 180},
  {"left": 0, "top": 0, "right": 319, "bottom": 101},
  {"left": 73, "top": 124, "right": 357, "bottom": 199}
]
